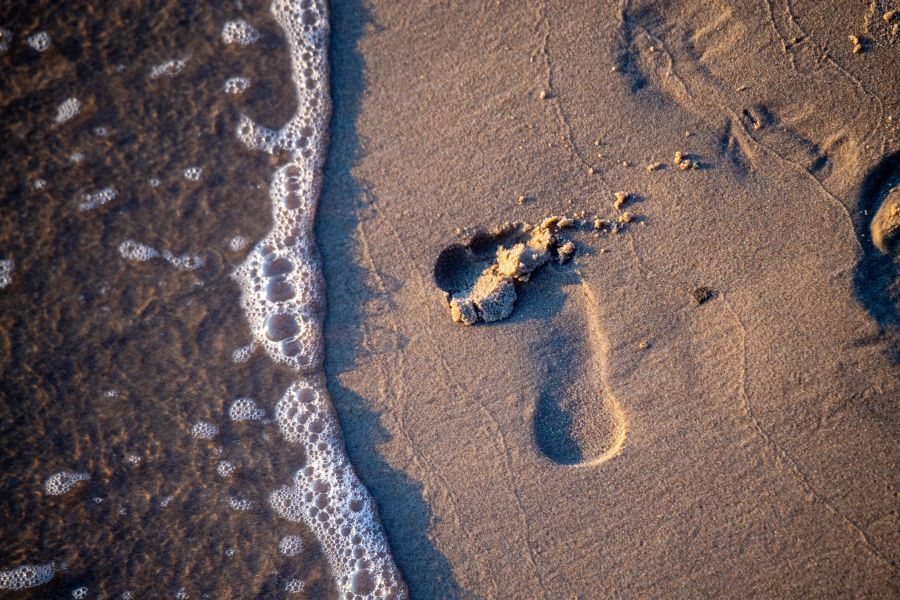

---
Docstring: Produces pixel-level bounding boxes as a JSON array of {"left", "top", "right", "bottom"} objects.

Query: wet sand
[
  {"left": 1, "top": 1, "right": 336, "bottom": 597},
  {"left": 320, "top": 0, "right": 899, "bottom": 597}
]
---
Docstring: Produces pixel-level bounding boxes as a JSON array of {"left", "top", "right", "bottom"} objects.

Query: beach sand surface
[{"left": 320, "top": 0, "right": 900, "bottom": 597}]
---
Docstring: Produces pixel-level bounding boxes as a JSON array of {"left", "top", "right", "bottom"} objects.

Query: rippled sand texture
[{"left": 0, "top": 0, "right": 384, "bottom": 597}]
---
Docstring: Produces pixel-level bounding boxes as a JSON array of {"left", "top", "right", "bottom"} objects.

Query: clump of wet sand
[
  {"left": 435, "top": 217, "right": 576, "bottom": 325},
  {"left": 871, "top": 186, "right": 900, "bottom": 254}
]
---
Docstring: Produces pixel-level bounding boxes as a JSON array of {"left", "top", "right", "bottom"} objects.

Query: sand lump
[
  {"left": 435, "top": 217, "right": 575, "bottom": 325},
  {"left": 870, "top": 186, "right": 900, "bottom": 254}
]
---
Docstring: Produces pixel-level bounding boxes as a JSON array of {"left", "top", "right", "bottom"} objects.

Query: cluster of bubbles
[
  {"left": 0, "top": 28, "right": 11, "bottom": 54},
  {"left": 228, "top": 235, "right": 249, "bottom": 252},
  {"left": 26, "top": 31, "right": 51, "bottom": 52},
  {"left": 227, "top": 496, "right": 254, "bottom": 511},
  {"left": 284, "top": 578, "right": 305, "bottom": 594},
  {"left": 0, "top": 563, "right": 57, "bottom": 590},
  {"left": 227, "top": 0, "right": 407, "bottom": 596},
  {"left": 72, "top": 585, "right": 88, "bottom": 598},
  {"left": 231, "top": 342, "right": 255, "bottom": 363},
  {"left": 54, "top": 97, "right": 81, "bottom": 124},
  {"left": 44, "top": 471, "right": 90, "bottom": 496},
  {"left": 216, "top": 461, "right": 236, "bottom": 478},
  {"left": 221, "top": 19, "right": 260, "bottom": 46},
  {"left": 229, "top": 397, "right": 266, "bottom": 421},
  {"left": 270, "top": 378, "right": 404, "bottom": 598},
  {"left": 183, "top": 166, "right": 203, "bottom": 181},
  {"left": 118, "top": 239, "right": 206, "bottom": 271},
  {"left": 148, "top": 56, "right": 190, "bottom": 79},
  {"left": 77, "top": 186, "right": 118, "bottom": 211},
  {"left": 278, "top": 535, "right": 304, "bottom": 557},
  {"left": 224, "top": 76, "right": 251, "bottom": 95},
  {"left": 0, "top": 258, "right": 13, "bottom": 289},
  {"left": 190, "top": 421, "right": 219, "bottom": 440}
]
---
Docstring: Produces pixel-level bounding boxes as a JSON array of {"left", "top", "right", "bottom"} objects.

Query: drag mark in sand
[{"left": 229, "top": 1, "right": 405, "bottom": 597}]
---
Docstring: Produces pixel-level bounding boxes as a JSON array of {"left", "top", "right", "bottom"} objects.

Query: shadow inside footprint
[
  {"left": 853, "top": 151, "right": 900, "bottom": 343},
  {"left": 513, "top": 269, "right": 628, "bottom": 467}
]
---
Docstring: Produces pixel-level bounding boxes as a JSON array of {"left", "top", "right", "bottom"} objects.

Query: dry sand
[{"left": 318, "top": 0, "right": 899, "bottom": 597}]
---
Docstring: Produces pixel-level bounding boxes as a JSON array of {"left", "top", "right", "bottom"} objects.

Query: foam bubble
[
  {"left": 183, "top": 166, "right": 203, "bottom": 181},
  {"left": 118, "top": 240, "right": 160, "bottom": 262},
  {"left": 229, "top": 235, "right": 249, "bottom": 251},
  {"left": 160, "top": 495, "right": 175, "bottom": 508},
  {"left": 54, "top": 97, "right": 81, "bottom": 124},
  {"left": 229, "top": 397, "right": 265, "bottom": 421},
  {"left": 217, "top": 461, "right": 236, "bottom": 478},
  {"left": 0, "top": 28, "right": 12, "bottom": 54},
  {"left": 149, "top": 56, "right": 189, "bottom": 79},
  {"left": 227, "top": 496, "right": 254, "bottom": 511},
  {"left": 72, "top": 585, "right": 88, "bottom": 598},
  {"left": 161, "top": 250, "right": 205, "bottom": 271},
  {"left": 224, "top": 76, "right": 251, "bottom": 95},
  {"left": 118, "top": 240, "right": 205, "bottom": 271},
  {"left": 44, "top": 471, "right": 89, "bottom": 496},
  {"left": 78, "top": 186, "right": 117, "bottom": 211},
  {"left": 175, "top": 587, "right": 189, "bottom": 599},
  {"left": 278, "top": 535, "right": 304, "bottom": 557},
  {"left": 229, "top": 1, "right": 405, "bottom": 596},
  {"left": 222, "top": 19, "right": 260, "bottom": 46},
  {"left": 149, "top": 177, "right": 161, "bottom": 187},
  {"left": 191, "top": 421, "right": 219, "bottom": 440},
  {"left": 93, "top": 126, "right": 108, "bottom": 137},
  {"left": 231, "top": 343, "right": 255, "bottom": 363},
  {"left": 69, "top": 152, "right": 84, "bottom": 164},
  {"left": 0, "top": 258, "right": 14, "bottom": 289},
  {"left": 0, "top": 563, "right": 57, "bottom": 590},
  {"left": 270, "top": 378, "right": 404, "bottom": 597},
  {"left": 33, "top": 178, "right": 47, "bottom": 190},
  {"left": 27, "top": 31, "right": 50, "bottom": 52}
]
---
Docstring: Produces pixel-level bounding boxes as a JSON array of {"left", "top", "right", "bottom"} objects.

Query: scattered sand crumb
[
  {"left": 674, "top": 151, "right": 699, "bottom": 170},
  {"left": 613, "top": 192, "right": 630, "bottom": 210},
  {"left": 558, "top": 241, "right": 575, "bottom": 264},
  {"left": 646, "top": 161, "right": 665, "bottom": 172},
  {"left": 849, "top": 35, "right": 864, "bottom": 53}
]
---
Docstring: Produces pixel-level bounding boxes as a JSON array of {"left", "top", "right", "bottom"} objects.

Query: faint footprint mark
[{"left": 853, "top": 151, "right": 900, "bottom": 335}]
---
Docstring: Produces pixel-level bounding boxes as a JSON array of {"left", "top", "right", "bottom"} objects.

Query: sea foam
[
  {"left": 0, "top": 562, "right": 57, "bottom": 590},
  {"left": 230, "top": 1, "right": 406, "bottom": 597}
]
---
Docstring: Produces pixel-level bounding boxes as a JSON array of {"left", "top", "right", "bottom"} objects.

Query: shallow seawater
[{"left": 0, "top": 1, "right": 337, "bottom": 597}]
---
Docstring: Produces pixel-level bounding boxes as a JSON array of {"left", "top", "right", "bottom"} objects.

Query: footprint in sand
[
  {"left": 855, "top": 151, "right": 900, "bottom": 331},
  {"left": 433, "top": 222, "right": 627, "bottom": 466}
]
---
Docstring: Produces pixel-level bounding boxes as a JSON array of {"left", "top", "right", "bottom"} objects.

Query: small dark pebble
[{"left": 692, "top": 286, "right": 715, "bottom": 305}]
